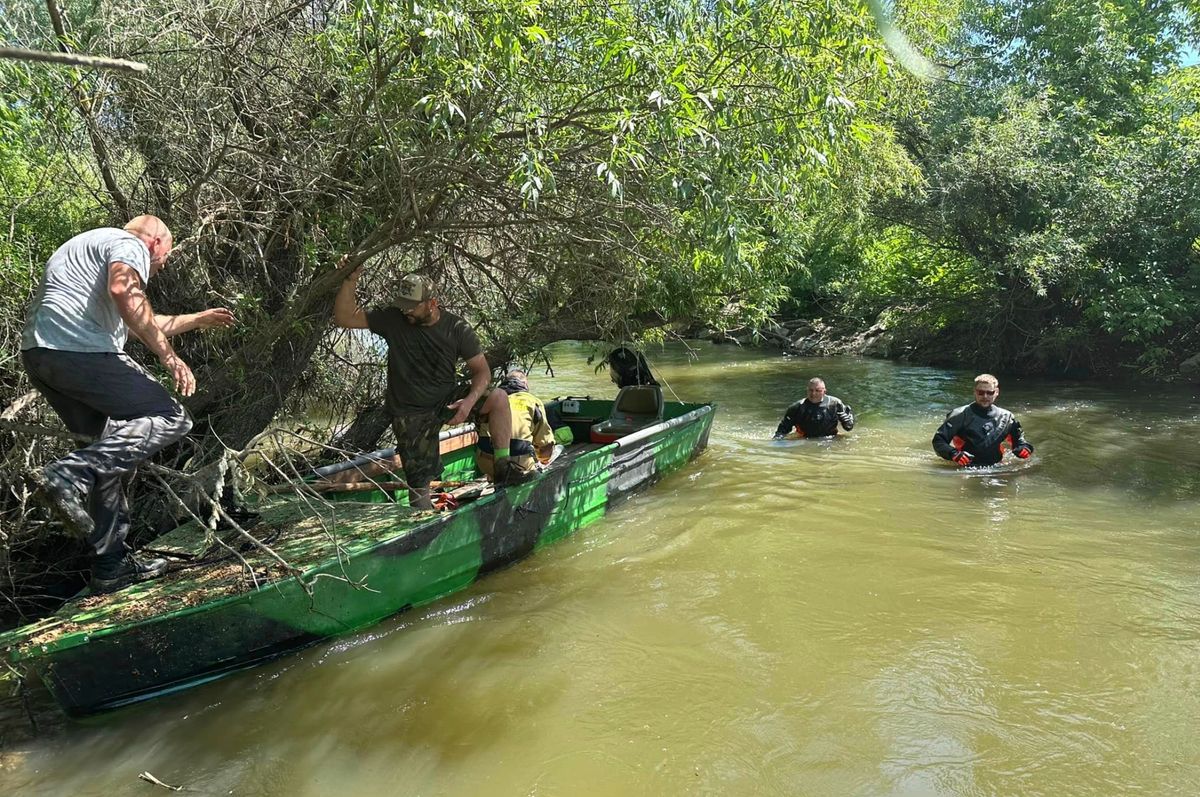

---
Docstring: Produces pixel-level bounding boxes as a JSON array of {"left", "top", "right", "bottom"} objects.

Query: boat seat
[{"left": 589, "top": 386, "right": 665, "bottom": 443}]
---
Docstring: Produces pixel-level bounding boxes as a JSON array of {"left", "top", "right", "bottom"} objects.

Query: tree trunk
[
  {"left": 331, "top": 403, "right": 392, "bottom": 454},
  {"left": 187, "top": 311, "right": 330, "bottom": 451}
]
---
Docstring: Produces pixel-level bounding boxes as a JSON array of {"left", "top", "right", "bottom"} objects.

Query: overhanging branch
[
  {"left": 0, "top": 46, "right": 148, "bottom": 73},
  {"left": 44, "top": 0, "right": 132, "bottom": 216}
]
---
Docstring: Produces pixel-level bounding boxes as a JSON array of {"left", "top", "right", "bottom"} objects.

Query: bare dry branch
[{"left": 0, "top": 46, "right": 148, "bottom": 73}]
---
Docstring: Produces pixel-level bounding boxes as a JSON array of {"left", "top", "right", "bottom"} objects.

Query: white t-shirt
[{"left": 21, "top": 228, "right": 152, "bottom": 353}]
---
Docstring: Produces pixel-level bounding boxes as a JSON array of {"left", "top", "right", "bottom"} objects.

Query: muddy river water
[{"left": 3, "top": 341, "right": 1199, "bottom": 796}]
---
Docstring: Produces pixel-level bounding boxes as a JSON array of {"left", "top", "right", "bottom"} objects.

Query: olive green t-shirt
[{"left": 365, "top": 307, "right": 483, "bottom": 415}]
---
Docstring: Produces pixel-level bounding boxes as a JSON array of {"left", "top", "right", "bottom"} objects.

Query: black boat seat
[{"left": 590, "top": 385, "right": 664, "bottom": 443}]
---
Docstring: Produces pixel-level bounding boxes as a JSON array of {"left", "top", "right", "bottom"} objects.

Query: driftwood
[
  {"left": 0, "top": 390, "right": 40, "bottom": 421},
  {"left": 137, "top": 771, "right": 182, "bottom": 791}
]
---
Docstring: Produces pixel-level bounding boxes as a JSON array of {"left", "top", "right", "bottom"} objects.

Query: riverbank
[{"left": 694, "top": 312, "right": 1200, "bottom": 382}]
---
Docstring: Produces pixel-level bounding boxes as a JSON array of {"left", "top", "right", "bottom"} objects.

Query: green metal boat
[{"left": 0, "top": 396, "right": 714, "bottom": 716}]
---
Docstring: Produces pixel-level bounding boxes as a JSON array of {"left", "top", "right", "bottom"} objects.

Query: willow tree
[
  {"left": 0, "top": 0, "right": 903, "bottom": 618},
  {"left": 3, "top": 0, "right": 894, "bottom": 450}
]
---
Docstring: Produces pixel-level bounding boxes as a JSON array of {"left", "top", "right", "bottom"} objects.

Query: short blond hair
[
  {"left": 973, "top": 373, "right": 999, "bottom": 388},
  {"left": 807, "top": 377, "right": 825, "bottom": 388}
]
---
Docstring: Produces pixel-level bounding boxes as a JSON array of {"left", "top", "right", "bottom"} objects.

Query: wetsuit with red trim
[
  {"left": 932, "top": 403, "right": 1033, "bottom": 466},
  {"left": 773, "top": 396, "right": 854, "bottom": 439}
]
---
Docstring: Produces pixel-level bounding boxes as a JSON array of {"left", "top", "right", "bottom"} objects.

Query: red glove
[
  {"left": 951, "top": 450, "right": 974, "bottom": 466},
  {"left": 1014, "top": 447, "right": 1032, "bottom": 459}
]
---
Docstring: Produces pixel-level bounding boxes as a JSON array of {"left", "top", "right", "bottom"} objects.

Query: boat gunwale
[{"left": 3, "top": 401, "right": 715, "bottom": 662}]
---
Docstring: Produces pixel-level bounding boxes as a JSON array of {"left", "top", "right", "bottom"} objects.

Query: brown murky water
[{"left": 3, "top": 342, "right": 1200, "bottom": 796}]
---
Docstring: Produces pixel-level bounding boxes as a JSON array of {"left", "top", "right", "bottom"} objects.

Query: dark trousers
[{"left": 22, "top": 348, "right": 193, "bottom": 561}]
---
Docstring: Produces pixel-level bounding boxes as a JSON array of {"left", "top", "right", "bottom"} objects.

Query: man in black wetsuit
[
  {"left": 773, "top": 377, "right": 855, "bottom": 438},
  {"left": 932, "top": 373, "right": 1034, "bottom": 466}
]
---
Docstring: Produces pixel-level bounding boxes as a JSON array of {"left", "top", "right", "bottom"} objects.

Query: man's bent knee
[
  {"left": 481, "top": 389, "right": 509, "bottom": 417},
  {"left": 143, "top": 408, "right": 192, "bottom": 451},
  {"left": 166, "top": 409, "right": 193, "bottom": 441}
]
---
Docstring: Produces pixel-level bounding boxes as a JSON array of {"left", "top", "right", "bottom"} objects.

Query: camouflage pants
[
  {"left": 475, "top": 452, "right": 537, "bottom": 482},
  {"left": 392, "top": 382, "right": 490, "bottom": 488}
]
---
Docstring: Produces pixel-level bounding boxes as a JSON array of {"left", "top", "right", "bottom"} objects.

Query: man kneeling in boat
[
  {"left": 932, "top": 373, "right": 1034, "bottom": 467},
  {"left": 773, "top": 377, "right": 855, "bottom": 439},
  {"left": 475, "top": 370, "right": 555, "bottom": 482},
  {"left": 334, "top": 263, "right": 532, "bottom": 510}
]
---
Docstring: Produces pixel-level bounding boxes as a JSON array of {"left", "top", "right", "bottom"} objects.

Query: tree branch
[
  {"left": 0, "top": 46, "right": 148, "bottom": 73},
  {"left": 44, "top": 0, "right": 132, "bottom": 215}
]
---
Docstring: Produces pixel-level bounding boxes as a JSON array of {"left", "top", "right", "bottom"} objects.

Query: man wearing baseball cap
[{"left": 334, "top": 262, "right": 529, "bottom": 509}]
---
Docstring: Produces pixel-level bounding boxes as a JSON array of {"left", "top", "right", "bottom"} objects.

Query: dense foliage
[
  {"left": 0, "top": 0, "right": 891, "bottom": 620},
  {"left": 803, "top": 0, "right": 1200, "bottom": 375},
  {"left": 3, "top": 0, "right": 892, "bottom": 442}
]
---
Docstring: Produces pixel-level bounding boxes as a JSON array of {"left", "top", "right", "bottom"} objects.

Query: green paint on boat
[
  {"left": 253, "top": 507, "right": 485, "bottom": 635},
  {"left": 536, "top": 446, "right": 613, "bottom": 549},
  {"left": 0, "top": 398, "right": 716, "bottom": 716},
  {"left": 653, "top": 410, "right": 712, "bottom": 476}
]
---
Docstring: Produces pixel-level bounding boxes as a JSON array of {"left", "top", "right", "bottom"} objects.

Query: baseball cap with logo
[{"left": 392, "top": 273, "right": 435, "bottom": 310}]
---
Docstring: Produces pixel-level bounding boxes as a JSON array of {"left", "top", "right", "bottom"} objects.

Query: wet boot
[
  {"left": 494, "top": 458, "right": 535, "bottom": 486},
  {"left": 34, "top": 465, "right": 95, "bottom": 538},
  {"left": 89, "top": 552, "right": 169, "bottom": 594}
]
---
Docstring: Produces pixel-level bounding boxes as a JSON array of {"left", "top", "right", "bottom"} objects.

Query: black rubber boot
[
  {"left": 35, "top": 465, "right": 95, "bottom": 537},
  {"left": 89, "top": 552, "right": 169, "bottom": 594}
]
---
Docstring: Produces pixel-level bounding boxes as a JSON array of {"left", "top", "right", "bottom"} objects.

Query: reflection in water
[{"left": 3, "top": 342, "right": 1199, "bottom": 796}]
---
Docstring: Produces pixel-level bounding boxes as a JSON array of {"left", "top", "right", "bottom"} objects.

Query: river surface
[{"left": 3, "top": 342, "right": 1200, "bottom": 796}]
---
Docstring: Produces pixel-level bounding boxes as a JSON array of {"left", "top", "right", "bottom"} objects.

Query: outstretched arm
[
  {"left": 109, "top": 262, "right": 195, "bottom": 396},
  {"left": 333, "top": 256, "right": 368, "bottom": 329},
  {"left": 153, "top": 308, "right": 236, "bottom": 337}
]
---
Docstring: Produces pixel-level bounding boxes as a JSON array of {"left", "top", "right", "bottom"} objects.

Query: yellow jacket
[{"left": 477, "top": 390, "right": 555, "bottom": 457}]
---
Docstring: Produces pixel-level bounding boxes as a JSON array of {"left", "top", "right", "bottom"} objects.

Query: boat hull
[{"left": 6, "top": 402, "right": 714, "bottom": 715}]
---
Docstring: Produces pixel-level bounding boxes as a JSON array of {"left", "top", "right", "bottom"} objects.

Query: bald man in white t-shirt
[{"left": 21, "top": 215, "right": 235, "bottom": 593}]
